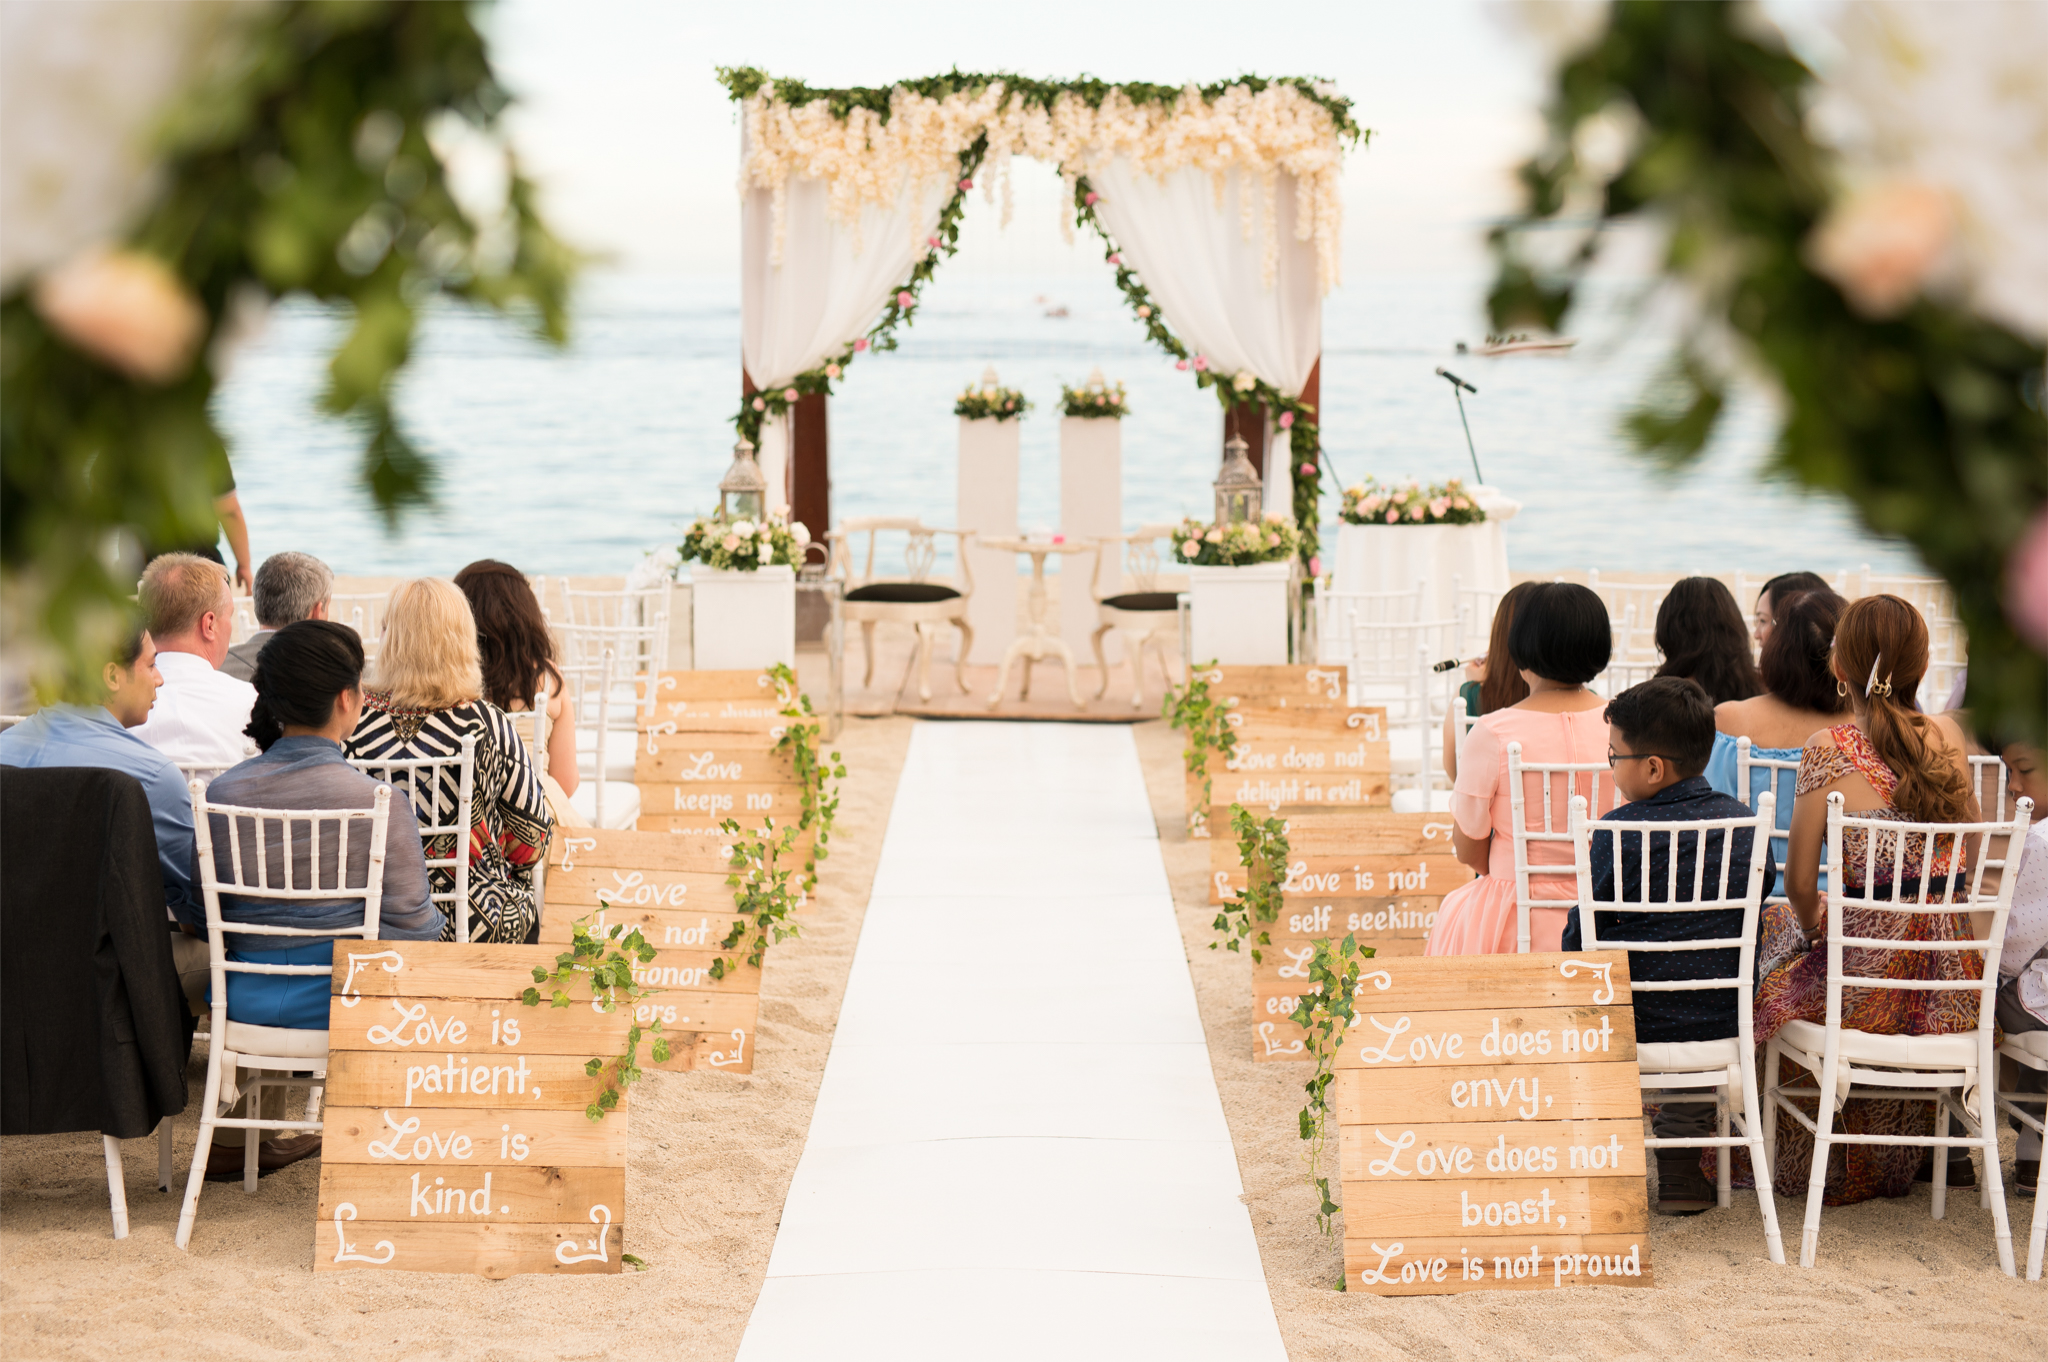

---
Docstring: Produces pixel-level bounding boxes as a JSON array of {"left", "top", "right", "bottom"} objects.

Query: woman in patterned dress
[
  {"left": 345, "top": 578, "right": 555, "bottom": 943},
  {"left": 1753, "top": 593, "right": 1982, "bottom": 1203}
]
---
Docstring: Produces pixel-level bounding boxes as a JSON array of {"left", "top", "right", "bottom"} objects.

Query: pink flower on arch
[
  {"left": 825, "top": 363, "right": 841, "bottom": 379},
  {"left": 1136, "top": 305, "right": 1151, "bottom": 318},
  {"left": 1309, "top": 556, "right": 1322, "bottom": 577},
  {"left": 1192, "top": 355, "right": 1209, "bottom": 372},
  {"left": 1300, "top": 462, "right": 1315, "bottom": 477},
  {"left": 1278, "top": 411, "right": 1295, "bottom": 429},
  {"left": 1084, "top": 191, "right": 1099, "bottom": 206},
  {"left": 751, "top": 397, "right": 766, "bottom": 412},
  {"left": 928, "top": 235, "right": 942, "bottom": 248},
  {"left": 1107, "top": 253, "right": 1121, "bottom": 265},
  {"left": 784, "top": 387, "right": 799, "bottom": 402},
  {"left": 853, "top": 337, "right": 869, "bottom": 351},
  {"left": 1175, "top": 359, "right": 1189, "bottom": 371},
  {"left": 896, "top": 291, "right": 914, "bottom": 307},
  {"left": 959, "top": 178, "right": 973, "bottom": 191}
]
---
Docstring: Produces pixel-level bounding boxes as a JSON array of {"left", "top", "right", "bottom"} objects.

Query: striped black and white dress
[{"left": 346, "top": 695, "right": 554, "bottom": 943}]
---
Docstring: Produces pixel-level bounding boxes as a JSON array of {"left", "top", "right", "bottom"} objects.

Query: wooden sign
[
  {"left": 1191, "top": 707, "right": 1390, "bottom": 836},
  {"left": 1225, "top": 706, "right": 1387, "bottom": 742},
  {"left": 1334, "top": 952, "right": 1653, "bottom": 1295},
  {"left": 635, "top": 734, "right": 802, "bottom": 786},
  {"left": 1210, "top": 851, "right": 1466, "bottom": 904},
  {"left": 1208, "top": 736, "right": 1392, "bottom": 778},
  {"left": 1192, "top": 664, "right": 1350, "bottom": 705},
  {"left": 636, "top": 782, "right": 806, "bottom": 826},
  {"left": 542, "top": 829, "right": 767, "bottom": 1072},
  {"left": 641, "top": 669, "right": 796, "bottom": 735},
  {"left": 316, "top": 941, "right": 631, "bottom": 1278},
  {"left": 1251, "top": 896, "right": 1444, "bottom": 1059}
]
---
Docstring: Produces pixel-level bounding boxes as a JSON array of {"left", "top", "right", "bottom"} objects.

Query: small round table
[{"left": 978, "top": 537, "right": 1095, "bottom": 708}]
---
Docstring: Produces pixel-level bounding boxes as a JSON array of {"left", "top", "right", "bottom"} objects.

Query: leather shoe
[{"left": 204, "top": 1133, "right": 322, "bottom": 1181}]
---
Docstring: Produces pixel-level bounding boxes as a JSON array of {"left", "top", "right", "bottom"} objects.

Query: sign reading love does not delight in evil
[
  {"left": 315, "top": 942, "right": 632, "bottom": 1277},
  {"left": 1335, "top": 951, "right": 1653, "bottom": 1295}
]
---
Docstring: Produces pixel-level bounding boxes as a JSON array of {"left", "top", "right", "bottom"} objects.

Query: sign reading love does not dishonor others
[
  {"left": 316, "top": 942, "right": 632, "bottom": 1278},
  {"left": 1335, "top": 951, "right": 1653, "bottom": 1295}
]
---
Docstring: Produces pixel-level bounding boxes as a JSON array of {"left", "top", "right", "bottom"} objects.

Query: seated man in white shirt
[{"left": 131, "top": 553, "right": 258, "bottom": 772}]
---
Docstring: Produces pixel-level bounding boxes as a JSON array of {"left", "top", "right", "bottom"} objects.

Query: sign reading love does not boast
[
  {"left": 315, "top": 941, "right": 631, "bottom": 1277},
  {"left": 543, "top": 829, "right": 766, "bottom": 1073},
  {"left": 1335, "top": 951, "right": 1653, "bottom": 1295}
]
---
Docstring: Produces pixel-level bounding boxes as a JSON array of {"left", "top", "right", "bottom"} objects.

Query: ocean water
[{"left": 210, "top": 268, "right": 1919, "bottom": 582}]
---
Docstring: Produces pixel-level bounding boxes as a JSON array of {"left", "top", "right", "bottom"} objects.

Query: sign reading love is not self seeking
[
  {"left": 1335, "top": 951, "right": 1654, "bottom": 1295},
  {"left": 315, "top": 942, "right": 632, "bottom": 1278}
]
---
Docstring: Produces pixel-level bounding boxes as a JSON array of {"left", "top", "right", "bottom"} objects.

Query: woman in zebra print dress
[{"left": 344, "top": 578, "right": 554, "bottom": 943}]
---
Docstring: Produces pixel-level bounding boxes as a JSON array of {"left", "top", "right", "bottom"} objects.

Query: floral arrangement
[
  {"left": 1172, "top": 513, "right": 1301, "bottom": 567},
  {"left": 1338, "top": 477, "right": 1485, "bottom": 526},
  {"left": 678, "top": 516, "right": 808, "bottom": 572},
  {"left": 1060, "top": 375, "right": 1128, "bottom": 418},
  {"left": 954, "top": 382, "right": 1029, "bottom": 421},
  {"left": 715, "top": 69, "right": 1370, "bottom": 572}
]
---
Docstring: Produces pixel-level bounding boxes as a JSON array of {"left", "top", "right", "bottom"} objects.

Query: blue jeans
[{"left": 209, "top": 940, "right": 334, "bottom": 1030}]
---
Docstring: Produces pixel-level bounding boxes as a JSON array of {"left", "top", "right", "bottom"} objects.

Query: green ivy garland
[
  {"left": 1286, "top": 933, "right": 1374, "bottom": 1236},
  {"left": 1490, "top": 0, "right": 2046, "bottom": 745},
  {"left": 713, "top": 68, "right": 1368, "bottom": 571},
  {"left": 767, "top": 661, "right": 844, "bottom": 894},
  {"left": 711, "top": 815, "right": 805, "bottom": 980},
  {"left": 1162, "top": 661, "right": 1238, "bottom": 835},
  {"left": 1214, "top": 804, "right": 1287, "bottom": 963},
  {"left": 520, "top": 916, "right": 669, "bottom": 1122}
]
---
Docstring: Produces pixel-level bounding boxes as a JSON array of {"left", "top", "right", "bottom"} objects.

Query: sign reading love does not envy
[
  {"left": 316, "top": 942, "right": 631, "bottom": 1277},
  {"left": 1335, "top": 951, "right": 1653, "bottom": 1295}
]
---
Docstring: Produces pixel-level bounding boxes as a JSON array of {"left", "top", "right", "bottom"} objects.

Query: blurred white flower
[
  {"left": 790, "top": 521, "right": 810, "bottom": 546},
  {"left": 1807, "top": 178, "right": 1955, "bottom": 317},
  {"left": 34, "top": 248, "right": 204, "bottom": 382},
  {"left": 731, "top": 519, "right": 756, "bottom": 537},
  {"left": 1817, "top": 0, "right": 2048, "bottom": 339}
]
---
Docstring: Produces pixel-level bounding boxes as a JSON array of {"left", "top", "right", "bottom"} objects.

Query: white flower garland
[{"left": 737, "top": 79, "right": 1352, "bottom": 293}]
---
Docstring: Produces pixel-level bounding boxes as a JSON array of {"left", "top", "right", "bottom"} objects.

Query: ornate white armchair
[
  {"left": 828, "top": 517, "right": 976, "bottom": 702},
  {"left": 1087, "top": 523, "right": 1183, "bottom": 709}
]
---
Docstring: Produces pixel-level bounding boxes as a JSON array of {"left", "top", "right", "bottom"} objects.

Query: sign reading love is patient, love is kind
[
  {"left": 315, "top": 942, "right": 632, "bottom": 1278},
  {"left": 1335, "top": 952, "right": 1653, "bottom": 1295}
]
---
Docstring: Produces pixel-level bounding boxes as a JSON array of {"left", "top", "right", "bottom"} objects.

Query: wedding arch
[{"left": 719, "top": 68, "right": 1368, "bottom": 566}]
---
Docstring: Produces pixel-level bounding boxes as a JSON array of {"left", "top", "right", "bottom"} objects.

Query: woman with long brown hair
[
  {"left": 1440, "top": 581, "right": 1535, "bottom": 781},
  {"left": 1749, "top": 593, "right": 1983, "bottom": 1203},
  {"left": 453, "top": 560, "right": 577, "bottom": 799},
  {"left": 1654, "top": 576, "right": 1764, "bottom": 706}
]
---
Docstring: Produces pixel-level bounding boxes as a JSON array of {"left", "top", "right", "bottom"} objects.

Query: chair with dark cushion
[
  {"left": 1087, "top": 524, "right": 1185, "bottom": 709},
  {"left": 829, "top": 517, "right": 976, "bottom": 702}
]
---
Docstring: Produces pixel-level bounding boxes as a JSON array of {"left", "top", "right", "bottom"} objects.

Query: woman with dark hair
[
  {"left": 207, "top": 620, "right": 441, "bottom": 1026},
  {"left": 1441, "top": 581, "right": 1536, "bottom": 781},
  {"left": 1705, "top": 588, "right": 1852, "bottom": 830},
  {"left": 453, "top": 559, "right": 577, "bottom": 798},
  {"left": 1425, "top": 582, "right": 1616, "bottom": 956},
  {"left": 1749, "top": 594, "right": 1984, "bottom": 1205},
  {"left": 1653, "top": 577, "right": 1763, "bottom": 706},
  {"left": 1752, "top": 570, "right": 1831, "bottom": 651}
]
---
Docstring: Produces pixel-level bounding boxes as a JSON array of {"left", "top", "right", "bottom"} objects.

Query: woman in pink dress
[{"left": 1427, "top": 583, "right": 1618, "bottom": 956}]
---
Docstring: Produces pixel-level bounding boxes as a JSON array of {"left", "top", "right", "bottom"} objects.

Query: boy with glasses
[{"left": 1562, "top": 675, "right": 1774, "bottom": 1214}]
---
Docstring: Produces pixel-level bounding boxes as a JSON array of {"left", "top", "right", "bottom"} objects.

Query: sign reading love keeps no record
[
  {"left": 1335, "top": 951, "right": 1653, "bottom": 1295},
  {"left": 315, "top": 942, "right": 632, "bottom": 1277}
]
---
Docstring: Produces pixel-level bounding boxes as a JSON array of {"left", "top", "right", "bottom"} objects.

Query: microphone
[
  {"left": 1431, "top": 658, "right": 1462, "bottom": 673},
  {"left": 1435, "top": 366, "right": 1477, "bottom": 394}
]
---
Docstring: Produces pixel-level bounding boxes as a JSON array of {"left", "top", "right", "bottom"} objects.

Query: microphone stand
[{"left": 1435, "top": 366, "right": 1484, "bottom": 484}]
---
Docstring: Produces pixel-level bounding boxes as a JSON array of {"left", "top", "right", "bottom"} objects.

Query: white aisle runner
[{"left": 736, "top": 722, "right": 1286, "bottom": 1360}]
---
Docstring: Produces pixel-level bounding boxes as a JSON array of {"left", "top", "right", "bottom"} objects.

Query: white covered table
[{"left": 1328, "top": 485, "right": 1520, "bottom": 623}]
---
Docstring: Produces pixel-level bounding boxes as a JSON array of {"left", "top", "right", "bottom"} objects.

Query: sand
[
  {"left": 1126, "top": 719, "right": 2048, "bottom": 1361},
  {"left": 7, "top": 711, "right": 2046, "bottom": 1360},
  {"left": 0, "top": 716, "right": 914, "bottom": 1362}
]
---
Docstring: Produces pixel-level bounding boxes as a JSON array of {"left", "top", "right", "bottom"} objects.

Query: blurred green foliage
[
  {"left": 1490, "top": 0, "right": 2045, "bottom": 745},
  {"left": 1, "top": 0, "right": 575, "bottom": 700}
]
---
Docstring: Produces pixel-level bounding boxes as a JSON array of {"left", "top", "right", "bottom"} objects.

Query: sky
[{"left": 484, "top": 0, "right": 1565, "bottom": 279}]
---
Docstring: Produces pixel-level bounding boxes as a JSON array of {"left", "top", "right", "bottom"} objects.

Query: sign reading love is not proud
[
  {"left": 315, "top": 942, "right": 632, "bottom": 1278},
  {"left": 1335, "top": 952, "right": 1654, "bottom": 1295}
]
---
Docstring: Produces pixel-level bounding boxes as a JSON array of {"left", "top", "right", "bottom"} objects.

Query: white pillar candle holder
[
  {"left": 690, "top": 564, "right": 796, "bottom": 670},
  {"left": 958, "top": 412, "right": 1019, "bottom": 666},
  {"left": 1058, "top": 413, "right": 1122, "bottom": 658},
  {"left": 1188, "top": 560, "right": 1294, "bottom": 665}
]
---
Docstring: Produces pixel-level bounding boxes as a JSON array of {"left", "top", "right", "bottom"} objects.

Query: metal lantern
[
  {"left": 719, "top": 435, "right": 766, "bottom": 521},
  {"left": 1213, "top": 433, "right": 1262, "bottom": 525}
]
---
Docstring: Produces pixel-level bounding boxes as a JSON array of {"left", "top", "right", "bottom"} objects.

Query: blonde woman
[{"left": 344, "top": 578, "right": 554, "bottom": 943}]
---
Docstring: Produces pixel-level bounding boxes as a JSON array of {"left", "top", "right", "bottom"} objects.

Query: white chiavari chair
[
  {"left": 1594, "top": 660, "right": 1661, "bottom": 698},
  {"left": 1584, "top": 570, "right": 1686, "bottom": 668},
  {"left": 1735, "top": 737, "right": 1804, "bottom": 911},
  {"left": 1506, "top": 740, "right": 1623, "bottom": 953},
  {"left": 327, "top": 592, "right": 391, "bottom": 661},
  {"left": 503, "top": 691, "right": 551, "bottom": 905},
  {"left": 558, "top": 581, "right": 668, "bottom": 784},
  {"left": 1332, "top": 615, "right": 1458, "bottom": 808},
  {"left": 2000, "top": 1025, "right": 2048, "bottom": 1281},
  {"left": 1570, "top": 792, "right": 1785, "bottom": 1261},
  {"left": 1763, "top": 793, "right": 2035, "bottom": 1272},
  {"left": 1450, "top": 573, "right": 1501, "bottom": 661},
  {"left": 346, "top": 735, "right": 474, "bottom": 940},
  {"left": 1315, "top": 582, "right": 1425, "bottom": 664},
  {"left": 174, "top": 781, "right": 393, "bottom": 1249},
  {"left": 561, "top": 651, "right": 641, "bottom": 830}
]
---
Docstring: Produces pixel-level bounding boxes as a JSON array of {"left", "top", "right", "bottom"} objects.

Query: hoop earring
[{"left": 1836, "top": 679, "right": 1849, "bottom": 698}]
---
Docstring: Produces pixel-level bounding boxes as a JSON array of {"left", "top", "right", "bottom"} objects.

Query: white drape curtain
[
  {"left": 1089, "top": 162, "right": 1322, "bottom": 517},
  {"left": 741, "top": 167, "right": 950, "bottom": 517}
]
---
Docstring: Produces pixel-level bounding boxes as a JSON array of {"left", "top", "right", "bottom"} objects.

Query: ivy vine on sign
[
  {"left": 712, "top": 816, "right": 805, "bottom": 979},
  {"left": 1287, "top": 933, "right": 1375, "bottom": 1236},
  {"left": 1213, "top": 804, "right": 1286, "bottom": 963},
  {"left": 520, "top": 916, "right": 669, "bottom": 1122},
  {"left": 766, "top": 662, "right": 845, "bottom": 895},
  {"left": 1162, "top": 661, "right": 1237, "bottom": 836}
]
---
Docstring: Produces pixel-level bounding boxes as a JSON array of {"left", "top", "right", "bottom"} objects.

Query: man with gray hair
[{"left": 222, "top": 551, "right": 333, "bottom": 682}]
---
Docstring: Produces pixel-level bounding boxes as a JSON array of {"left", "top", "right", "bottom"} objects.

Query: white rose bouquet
[
  {"left": 1339, "top": 477, "right": 1485, "bottom": 526},
  {"left": 1171, "top": 513, "right": 1301, "bottom": 567},
  {"left": 678, "top": 515, "right": 809, "bottom": 571}
]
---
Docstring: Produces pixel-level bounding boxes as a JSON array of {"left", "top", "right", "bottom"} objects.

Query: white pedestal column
[
  {"left": 1188, "top": 561, "right": 1293, "bottom": 665},
  {"left": 1058, "top": 415, "right": 1122, "bottom": 659},
  {"left": 691, "top": 564, "right": 796, "bottom": 670},
  {"left": 958, "top": 416, "right": 1018, "bottom": 665}
]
